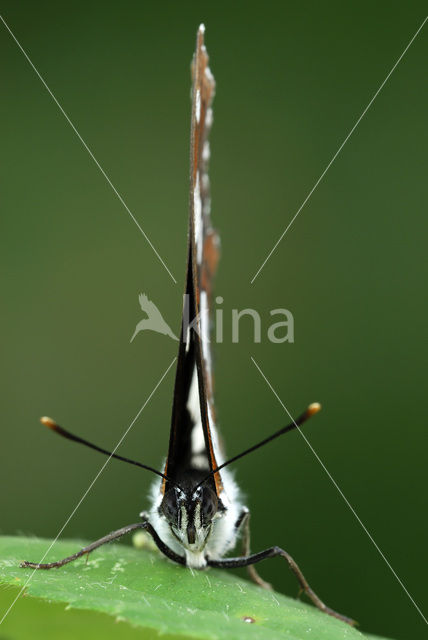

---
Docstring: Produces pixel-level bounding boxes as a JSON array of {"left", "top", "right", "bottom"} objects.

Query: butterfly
[{"left": 21, "top": 25, "right": 354, "bottom": 627}]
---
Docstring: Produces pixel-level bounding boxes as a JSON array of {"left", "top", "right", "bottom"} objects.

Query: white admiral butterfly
[{"left": 21, "top": 24, "right": 354, "bottom": 627}]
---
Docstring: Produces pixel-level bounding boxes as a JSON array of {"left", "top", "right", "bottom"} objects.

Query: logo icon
[{"left": 130, "top": 293, "right": 179, "bottom": 343}]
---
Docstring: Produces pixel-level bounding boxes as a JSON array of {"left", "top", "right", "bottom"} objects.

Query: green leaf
[
  {"left": 0, "top": 536, "right": 391, "bottom": 640},
  {"left": 0, "top": 587, "right": 165, "bottom": 640}
]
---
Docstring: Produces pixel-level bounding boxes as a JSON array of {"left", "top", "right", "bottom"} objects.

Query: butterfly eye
[
  {"left": 201, "top": 489, "right": 218, "bottom": 523},
  {"left": 202, "top": 503, "right": 214, "bottom": 520},
  {"left": 161, "top": 492, "right": 178, "bottom": 523}
]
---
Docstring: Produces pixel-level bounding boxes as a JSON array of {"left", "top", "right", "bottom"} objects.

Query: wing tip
[{"left": 197, "top": 24, "right": 206, "bottom": 50}]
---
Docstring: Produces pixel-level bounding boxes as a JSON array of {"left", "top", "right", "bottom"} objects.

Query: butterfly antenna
[
  {"left": 40, "top": 417, "right": 171, "bottom": 484},
  {"left": 196, "top": 403, "right": 321, "bottom": 488}
]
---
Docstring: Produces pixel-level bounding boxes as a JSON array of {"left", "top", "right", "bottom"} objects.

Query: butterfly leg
[
  {"left": 139, "top": 520, "right": 186, "bottom": 566},
  {"left": 207, "top": 546, "right": 356, "bottom": 626},
  {"left": 20, "top": 523, "right": 146, "bottom": 569},
  {"left": 235, "top": 508, "right": 272, "bottom": 590},
  {"left": 20, "top": 521, "right": 185, "bottom": 570}
]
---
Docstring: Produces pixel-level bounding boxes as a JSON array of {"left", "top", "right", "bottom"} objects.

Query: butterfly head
[{"left": 160, "top": 484, "right": 219, "bottom": 551}]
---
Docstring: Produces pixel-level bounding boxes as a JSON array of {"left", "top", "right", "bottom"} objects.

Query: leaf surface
[{"left": 0, "top": 536, "right": 391, "bottom": 640}]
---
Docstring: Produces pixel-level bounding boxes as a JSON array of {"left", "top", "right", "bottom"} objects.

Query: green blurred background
[{"left": 0, "top": 1, "right": 427, "bottom": 638}]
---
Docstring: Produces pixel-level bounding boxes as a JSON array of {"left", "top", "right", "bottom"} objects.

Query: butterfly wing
[{"left": 164, "top": 26, "right": 223, "bottom": 497}]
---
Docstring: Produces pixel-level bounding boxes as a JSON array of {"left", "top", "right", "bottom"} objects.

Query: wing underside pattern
[{"left": 164, "top": 27, "right": 223, "bottom": 496}]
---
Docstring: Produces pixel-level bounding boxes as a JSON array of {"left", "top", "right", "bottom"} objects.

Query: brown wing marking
[{"left": 189, "top": 26, "right": 223, "bottom": 496}]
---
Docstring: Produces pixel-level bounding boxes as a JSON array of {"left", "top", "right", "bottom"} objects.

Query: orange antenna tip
[
  {"left": 40, "top": 416, "right": 58, "bottom": 429},
  {"left": 307, "top": 402, "right": 321, "bottom": 417}
]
